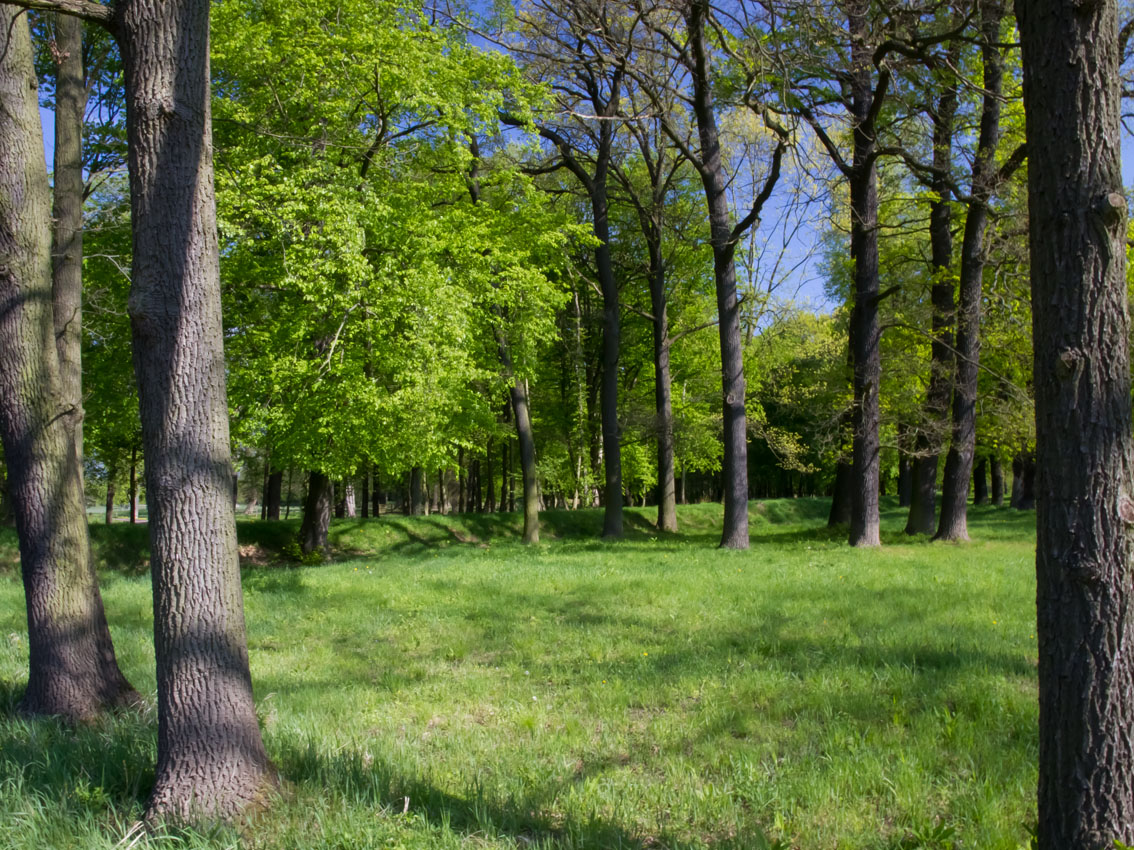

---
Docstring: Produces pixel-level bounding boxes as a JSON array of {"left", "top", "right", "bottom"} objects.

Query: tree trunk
[
  {"left": 299, "top": 471, "right": 331, "bottom": 555},
  {"left": 343, "top": 483, "right": 356, "bottom": 518},
  {"left": 897, "top": 453, "right": 912, "bottom": 507},
  {"left": 827, "top": 461, "right": 852, "bottom": 527},
  {"left": 129, "top": 446, "right": 139, "bottom": 523},
  {"left": 0, "top": 8, "right": 137, "bottom": 720},
  {"left": 936, "top": 0, "right": 1006, "bottom": 542},
  {"left": 284, "top": 468, "right": 293, "bottom": 519},
  {"left": 105, "top": 471, "right": 117, "bottom": 525},
  {"left": 1014, "top": 454, "right": 1036, "bottom": 511},
  {"left": 360, "top": 469, "right": 370, "bottom": 519},
  {"left": 112, "top": 0, "right": 276, "bottom": 819},
  {"left": 485, "top": 441, "right": 496, "bottom": 513},
  {"left": 372, "top": 466, "right": 381, "bottom": 517},
  {"left": 495, "top": 324, "right": 541, "bottom": 544},
  {"left": 266, "top": 469, "right": 282, "bottom": 520},
  {"left": 1019, "top": 0, "right": 1134, "bottom": 843},
  {"left": 846, "top": 0, "right": 881, "bottom": 547},
  {"left": 686, "top": 0, "right": 752, "bottom": 549},
  {"left": 990, "top": 456, "right": 1004, "bottom": 506},
  {"left": 593, "top": 173, "right": 623, "bottom": 540},
  {"left": 409, "top": 466, "right": 425, "bottom": 515},
  {"left": 973, "top": 457, "right": 989, "bottom": 505},
  {"left": 905, "top": 73, "right": 957, "bottom": 537},
  {"left": 651, "top": 255, "right": 678, "bottom": 533},
  {"left": 458, "top": 448, "right": 466, "bottom": 513}
]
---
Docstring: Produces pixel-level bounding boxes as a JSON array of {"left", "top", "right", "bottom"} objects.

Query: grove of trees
[{"left": 0, "top": 0, "right": 1131, "bottom": 843}]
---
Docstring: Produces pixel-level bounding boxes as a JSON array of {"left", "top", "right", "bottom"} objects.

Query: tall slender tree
[{"left": 0, "top": 4, "right": 136, "bottom": 722}]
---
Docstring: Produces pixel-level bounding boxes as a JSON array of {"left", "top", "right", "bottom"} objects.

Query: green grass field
[{"left": 0, "top": 499, "right": 1039, "bottom": 849}]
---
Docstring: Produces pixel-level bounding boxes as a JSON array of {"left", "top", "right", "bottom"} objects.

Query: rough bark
[
  {"left": 111, "top": 0, "right": 277, "bottom": 819},
  {"left": 52, "top": 11, "right": 86, "bottom": 472},
  {"left": 0, "top": 8, "right": 137, "bottom": 720},
  {"left": 936, "top": 0, "right": 1006, "bottom": 542},
  {"left": 299, "top": 471, "right": 331, "bottom": 555},
  {"left": 846, "top": 0, "right": 881, "bottom": 547},
  {"left": 1018, "top": 0, "right": 1134, "bottom": 843},
  {"left": 686, "top": 0, "right": 755, "bottom": 549},
  {"left": 905, "top": 73, "right": 957, "bottom": 537}
]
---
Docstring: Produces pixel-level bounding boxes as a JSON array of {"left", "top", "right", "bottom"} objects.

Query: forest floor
[{"left": 0, "top": 499, "right": 1038, "bottom": 850}]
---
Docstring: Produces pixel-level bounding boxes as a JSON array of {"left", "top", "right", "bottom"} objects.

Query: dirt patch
[{"left": 238, "top": 543, "right": 272, "bottom": 566}]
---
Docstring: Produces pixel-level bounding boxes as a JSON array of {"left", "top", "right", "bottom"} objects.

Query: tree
[
  {"left": 3, "top": 0, "right": 278, "bottom": 821},
  {"left": 1018, "top": 0, "right": 1134, "bottom": 845},
  {"left": 0, "top": 4, "right": 136, "bottom": 721}
]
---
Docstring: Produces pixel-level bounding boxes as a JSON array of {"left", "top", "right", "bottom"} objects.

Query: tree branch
[{"left": 0, "top": 0, "right": 113, "bottom": 28}]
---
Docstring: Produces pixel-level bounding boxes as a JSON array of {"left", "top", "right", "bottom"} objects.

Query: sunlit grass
[{"left": 0, "top": 499, "right": 1038, "bottom": 849}]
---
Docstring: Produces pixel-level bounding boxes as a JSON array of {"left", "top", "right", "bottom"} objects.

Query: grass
[{"left": 0, "top": 499, "right": 1039, "bottom": 849}]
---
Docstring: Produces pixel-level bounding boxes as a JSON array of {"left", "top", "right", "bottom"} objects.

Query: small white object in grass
[
  {"left": 403, "top": 796, "right": 410, "bottom": 814},
  {"left": 532, "top": 695, "right": 538, "bottom": 701}
]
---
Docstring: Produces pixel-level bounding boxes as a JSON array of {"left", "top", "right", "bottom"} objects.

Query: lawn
[{"left": 0, "top": 499, "right": 1038, "bottom": 849}]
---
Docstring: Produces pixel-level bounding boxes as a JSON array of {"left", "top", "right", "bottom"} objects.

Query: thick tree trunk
[
  {"left": 973, "top": 457, "right": 989, "bottom": 505},
  {"left": 266, "top": 469, "right": 282, "bottom": 520},
  {"left": 846, "top": 0, "right": 881, "bottom": 547},
  {"left": 114, "top": 0, "right": 276, "bottom": 819},
  {"left": 906, "top": 76, "right": 957, "bottom": 537},
  {"left": 343, "top": 483, "right": 356, "bottom": 518},
  {"left": 1019, "top": 0, "right": 1134, "bottom": 844},
  {"left": 0, "top": 9, "right": 137, "bottom": 720},
  {"left": 827, "top": 461, "right": 852, "bottom": 527},
  {"left": 410, "top": 466, "right": 425, "bottom": 515},
  {"left": 936, "top": 0, "right": 1005, "bottom": 542},
  {"left": 299, "top": 471, "right": 331, "bottom": 555},
  {"left": 990, "top": 456, "right": 1004, "bottom": 506},
  {"left": 687, "top": 0, "right": 750, "bottom": 548},
  {"left": 1013, "top": 454, "right": 1036, "bottom": 510}
]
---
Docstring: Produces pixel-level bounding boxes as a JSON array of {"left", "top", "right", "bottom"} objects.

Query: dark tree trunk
[
  {"left": 299, "top": 471, "right": 331, "bottom": 555},
  {"left": 105, "top": 471, "right": 117, "bottom": 525},
  {"left": 485, "top": 441, "right": 496, "bottom": 513},
  {"left": 0, "top": 8, "right": 137, "bottom": 720},
  {"left": 410, "top": 466, "right": 425, "bottom": 515},
  {"left": 113, "top": 0, "right": 277, "bottom": 819},
  {"left": 438, "top": 467, "right": 447, "bottom": 515},
  {"left": 129, "top": 446, "right": 139, "bottom": 524},
  {"left": 1014, "top": 454, "right": 1036, "bottom": 511},
  {"left": 1019, "top": 0, "right": 1134, "bottom": 843},
  {"left": 897, "top": 454, "right": 912, "bottom": 507},
  {"left": 990, "top": 456, "right": 1004, "bottom": 506},
  {"left": 973, "top": 457, "right": 989, "bottom": 505},
  {"left": 372, "top": 466, "right": 381, "bottom": 517},
  {"left": 651, "top": 255, "right": 678, "bottom": 534},
  {"left": 334, "top": 481, "right": 345, "bottom": 519},
  {"left": 360, "top": 470, "right": 369, "bottom": 519},
  {"left": 684, "top": 0, "right": 786, "bottom": 549},
  {"left": 846, "top": 0, "right": 882, "bottom": 547},
  {"left": 458, "top": 448, "right": 466, "bottom": 513},
  {"left": 936, "top": 0, "right": 1006, "bottom": 542},
  {"left": 496, "top": 332, "right": 541, "bottom": 543},
  {"left": 265, "top": 469, "right": 282, "bottom": 520},
  {"left": 827, "top": 461, "right": 852, "bottom": 527},
  {"left": 1010, "top": 454, "right": 1023, "bottom": 508},
  {"left": 906, "top": 72, "right": 957, "bottom": 537},
  {"left": 592, "top": 163, "right": 623, "bottom": 540}
]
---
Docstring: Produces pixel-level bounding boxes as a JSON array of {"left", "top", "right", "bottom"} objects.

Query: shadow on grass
[
  {"left": 272, "top": 739, "right": 775, "bottom": 850},
  {"left": 0, "top": 694, "right": 775, "bottom": 849}
]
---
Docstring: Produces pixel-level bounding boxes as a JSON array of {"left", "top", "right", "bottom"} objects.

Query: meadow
[{"left": 0, "top": 499, "right": 1039, "bottom": 849}]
